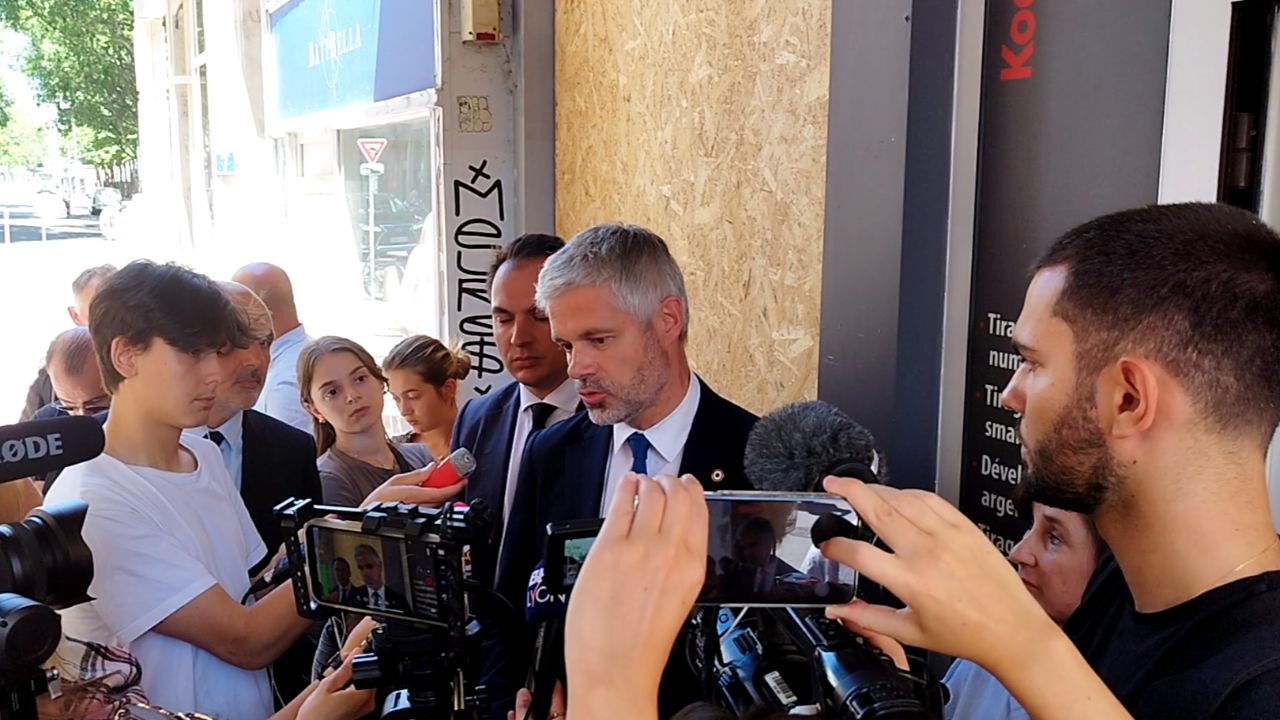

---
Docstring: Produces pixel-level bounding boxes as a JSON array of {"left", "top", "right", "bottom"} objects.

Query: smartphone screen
[
  {"left": 700, "top": 493, "right": 858, "bottom": 606},
  {"left": 306, "top": 521, "right": 419, "bottom": 618},
  {"left": 545, "top": 493, "right": 860, "bottom": 606}
]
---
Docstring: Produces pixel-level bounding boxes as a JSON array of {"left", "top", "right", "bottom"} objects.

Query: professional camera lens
[
  {"left": 0, "top": 500, "right": 93, "bottom": 609},
  {"left": 0, "top": 594, "right": 62, "bottom": 671}
]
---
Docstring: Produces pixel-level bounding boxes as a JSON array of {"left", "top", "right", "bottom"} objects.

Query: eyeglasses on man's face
[{"left": 53, "top": 396, "right": 111, "bottom": 416}]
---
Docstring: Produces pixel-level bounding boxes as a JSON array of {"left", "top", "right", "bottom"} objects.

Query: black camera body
[
  {"left": 0, "top": 501, "right": 95, "bottom": 720},
  {"left": 702, "top": 607, "right": 945, "bottom": 719},
  {"left": 276, "top": 497, "right": 494, "bottom": 718}
]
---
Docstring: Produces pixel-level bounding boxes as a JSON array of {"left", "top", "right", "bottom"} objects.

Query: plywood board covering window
[{"left": 555, "top": 0, "right": 832, "bottom": 413}]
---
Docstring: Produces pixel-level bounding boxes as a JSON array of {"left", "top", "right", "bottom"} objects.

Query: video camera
[
  {"left": 0, "top": 416, "right": 101, "bottom": 720},
  {"left": 543, "top": 491, "right": 945, "bottom": 720},
  {"left": 276, "top": 496, "right": 495, "bottom": 719}
]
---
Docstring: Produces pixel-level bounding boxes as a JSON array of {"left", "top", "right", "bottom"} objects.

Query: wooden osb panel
[{"left": 555, "top": 0, "right": 831, "bottom": 415}]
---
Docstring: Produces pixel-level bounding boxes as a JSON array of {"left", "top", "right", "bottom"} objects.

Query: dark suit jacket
[
  {"left": 452, "top": 381, "right": 522, "bottom": 544},
  {"left": 20, "top": 365, "right": 52, "bottom": 422},
  {"left": 487, "top": 379, "right": 757, "bottom": 715},
  {"left": 351, "top": 584, "right": 410, "bottom": 613},
  {"left": 331, "top": 583, "right": 361, "bottom": 607},
  {"left": 496, "top": 379, "right": 757, "bottom": 605},
  {"left": 241, "top": 409, "right": 323, "bottom": 570}
]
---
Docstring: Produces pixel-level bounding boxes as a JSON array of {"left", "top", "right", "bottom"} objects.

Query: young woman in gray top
[
  {"left": 298, "top": 336, "right": 432, "bottom": 507},
  {"left": 382, "top": 334, "right": 471, "bottom": 461}
]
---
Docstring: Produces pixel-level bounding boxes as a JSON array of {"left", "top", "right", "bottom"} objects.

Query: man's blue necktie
[{"left": 627, "top": 432, "right": 651, "bottom": 474}]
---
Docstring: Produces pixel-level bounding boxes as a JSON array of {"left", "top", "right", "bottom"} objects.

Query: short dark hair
[
  {"left": 487, "top": 233, "right": 565, "bottom": 288},
  {"left": 90, "top": 261, "right": 248, "bottom": 393},
  {"left": 71, "top": 264, "right": 117, "bottom": 296},
  {"left": 1035, "top": 203, "right": 1280, "bottom": 445},
  {"left": 45, "top": 327, "right": 96, "bottom": 377},
  {"left": 1012, "top": 482, "right": 1108, "bottom": 560}
]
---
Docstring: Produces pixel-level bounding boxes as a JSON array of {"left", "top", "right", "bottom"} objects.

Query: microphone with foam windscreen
[
  {"left": 743, "top": 401, "right": 883, "bottom": 492},
  {"left": 0, "top": 415, "right": 105, "bottom": 484},
  {"left": 524, "top": 561, "right": 566, "bottom": 720},
  {"left": 743, "top": 401, "right": 896, "bottom": 606}
]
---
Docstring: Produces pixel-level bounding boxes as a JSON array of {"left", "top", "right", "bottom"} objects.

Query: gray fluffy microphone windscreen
[{"left": 743, "top": 401, "right": 884, "bottom": 493}]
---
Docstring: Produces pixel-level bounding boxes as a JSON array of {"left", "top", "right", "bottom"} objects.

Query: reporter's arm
[
  {"left": 0, "top": 477, "right": 41, "bottom": 522},
  {"left": 155, "top": 582, "right": 313, "bottom": 670},
  {"left": 995, "top": 624, "right": 1129, "bottom": 720},
  {"left": 566, "top": 473, "right": 708, "bottom": 720},
  {"left": 820, "top": 476, "right": 1131, "bottom": 720},
  {"left": 361, "top": 463, "right": 466, "bottom": 507}
]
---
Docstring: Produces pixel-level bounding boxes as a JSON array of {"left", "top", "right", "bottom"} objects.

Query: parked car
[{"left": 91, "top": 187, "right": 122, "bottom": 216}]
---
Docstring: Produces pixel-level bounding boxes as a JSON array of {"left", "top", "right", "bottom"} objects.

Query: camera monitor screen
[
  {"left": 546, "top": 493, "right": 860, "bottom": 607},
  {"left": 307, "top": 522, "right": 418, "bottom": 617}
]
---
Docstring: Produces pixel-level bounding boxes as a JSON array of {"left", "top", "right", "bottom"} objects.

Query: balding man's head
[
  {"left": 208, "top": 282, "right": 274, "bottom": 426},
  {"left": 218, "top": 281, "right": 273, "bottom": 345},
  {"left": 45, "top": 327, "right": 109, "bottom": 415},
  {"left": 231, "top": 263, "right": 300, "bottom": 338}
]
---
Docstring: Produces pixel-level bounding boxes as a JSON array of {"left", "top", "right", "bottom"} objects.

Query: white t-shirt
[{"left": 44, "top": 437, "right": 273, "bottom": 719}]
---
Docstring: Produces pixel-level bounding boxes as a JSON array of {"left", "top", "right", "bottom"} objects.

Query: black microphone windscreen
[
  {"left": 0, "top": 415, "right": 105, "bottom": 484},
  {"left": 810, "top": 512, "right": 872, "bottom": 547},
  {"left": 744, "top": 401, "right": 882, "bottom": 493}
]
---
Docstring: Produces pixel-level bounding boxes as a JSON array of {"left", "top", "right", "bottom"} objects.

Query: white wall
[
  {"left": 1156, "top": 0, "right": 1280, "bottom": 531},
  {"left": 1157, "top": 0, "right": 1232, "bottom": 204}
]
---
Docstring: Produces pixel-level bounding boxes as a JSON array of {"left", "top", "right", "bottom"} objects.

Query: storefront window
[{"left": 338, "top": 117, "right": 434, "bottom": 303}]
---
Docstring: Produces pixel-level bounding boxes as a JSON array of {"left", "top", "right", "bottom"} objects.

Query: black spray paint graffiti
[{"left": 452, "top": 159, "right": 506, "bottom": 397}]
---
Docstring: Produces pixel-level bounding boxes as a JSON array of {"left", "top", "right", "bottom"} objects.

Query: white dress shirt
[
  {"left": 254, "top": 324, "right": 313, "bottom": 435},
  {"left": 494, "top": 379, "right": 580, "bottom": 564},
  {"left": 503, "top": 379, "right": 581, "bottom": 525},
  {"left": 184, "top": 411, "right": 245, "bottom": 491},
  {"left": 602, "top": 373, "right": 701, "bottom": 512}
]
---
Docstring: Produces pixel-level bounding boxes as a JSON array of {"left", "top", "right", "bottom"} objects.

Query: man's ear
[
  {"left": 655, "top": 296, "right": 685, "bottom": 344},
  {"left": 1103, "top": 357, "right": 1160, "bottom": 438},
  {"left": 110, "top": 337, "right": 140, "bottom": 382},
  {"left": 67, "top": 306, "right": 81, "bottom": 326}
]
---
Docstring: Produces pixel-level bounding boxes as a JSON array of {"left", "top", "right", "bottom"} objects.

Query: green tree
[
  {"left": 0, "top": 110, "right": 45, "bottom": 167},
  {"left": 0, "top": 0, "right": 135, "bottom": 171}
]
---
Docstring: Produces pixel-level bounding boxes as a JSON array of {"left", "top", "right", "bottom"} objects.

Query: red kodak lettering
[{"left": 1000, "top": 41, "right": 1034, "bottom": 81}]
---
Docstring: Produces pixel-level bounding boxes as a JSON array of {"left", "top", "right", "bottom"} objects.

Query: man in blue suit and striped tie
[{"left": 450, "top": 233, "right": 580, "bottom": 584}]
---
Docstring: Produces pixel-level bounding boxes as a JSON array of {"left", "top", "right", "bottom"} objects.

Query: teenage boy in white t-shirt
[{"left": 45, "top": 261, "right": 315, "bottom": 719}]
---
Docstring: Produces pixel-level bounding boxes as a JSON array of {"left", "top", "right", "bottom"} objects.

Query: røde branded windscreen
[
  {"left": 744, "top": 401, "right": 882, "bottom": 493},
  {"left": 0, "top": 415, "right": 105, "bottom": 484}
]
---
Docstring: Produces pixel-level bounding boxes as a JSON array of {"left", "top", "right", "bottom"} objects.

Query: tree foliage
[
  {"left": 0, "top": 0, "right": 136, "bottom": 169},
  {"left": 0, "top": 109, "right": 43, "bottom": 166}
]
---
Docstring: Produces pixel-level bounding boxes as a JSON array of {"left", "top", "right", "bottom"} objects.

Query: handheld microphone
[
  {"left": 525, "top": 561, "right": 567, "bottom": 720},
  {"left": 419, "top": 447, "right": 477, "bottom": 489},
  {"left": 0, "top": 415, "right": 105, "bottom": 484},
  {"left": 743, "top": 401, "right": 883, "bottom": 493}
]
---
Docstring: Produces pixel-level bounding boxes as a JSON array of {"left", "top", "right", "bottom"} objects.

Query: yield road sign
[{"left": 357, "top": 137, "right": 388, "bottom": 165}]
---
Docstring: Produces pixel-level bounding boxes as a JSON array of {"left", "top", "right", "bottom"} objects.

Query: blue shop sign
[{"left": 270, "top": 0, "right": 437, "bottom": 120}]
